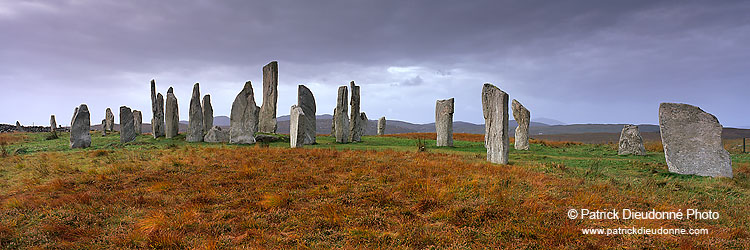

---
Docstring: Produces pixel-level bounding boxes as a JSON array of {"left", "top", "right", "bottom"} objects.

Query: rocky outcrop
[
  {"left": 618, "top": 125, "right": 646, "bottom": 156},
  {"left": 435, "top": 98, "right": 454, "bottom": 147},
  {"left": 187, "top": 83, "right": 204, "bottom": 142},
  {"left": 659, "top": 103, "right": 732, "bottom": 177},
  {"left": 377, "top": 117, "right": 386, "bottom": 135},
  {"left": 334, "top": 86, "right": 349, "bottom": 143},
  {"left": 349, "top": 81, "right": 362, "bottom": 142},
  {"left": 150, "top": 80, "right": 165, "bottom": 138},
  {"left": 204, "top": 126, "right": 229, "bottom": 143},
  {"left": 298, "top": 85, "right": 316, "bottom": 145},
  {"left": 259, "top": 61, "right": 278, "bottom": 133},
  {"left": 119, "top": 106, "right": 136, "bottom": 143},
  {"left": 203, "top": 94, "right": 213, "bottom": 136},
  {"left": 289, "top": 105, "right": 305, "bottom": 148},
  {"left": 512, "top": 99, "right": 530, "bottom": 150},
  {"left": 70, "top": 104, "right": 91, "bottom": 148},
  {"left": 230, "top": 81, "right": 260, "bottom": 144},
  {"left": 482, "top": 83, "right": 509, "bottom": 164}
]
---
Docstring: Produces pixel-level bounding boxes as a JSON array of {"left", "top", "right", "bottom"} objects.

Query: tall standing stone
[
  {"left": 230, "top": 81, "right": 260, "bottom": 144},
  {"left": 298, "top": 85, "right": 316, "bottom": 145},
  {"left": 348, "top": 81, "right": 362, "bottom": 142},
  {"left": 70, "top": 104, "right": 91, "bottom": 148},
  {"left": 259, "top": 61, "right": 278, "bottom": 133},
  {"left": 150, "top": 80, "right": 165, "bottom": 138},
  {"left": 435, "top": 98, "right": 454, "bottom": 147},
  {"left": 359, "top": 112, "right": 368, "bottom": 138},
  {"left": 331, "top": 108, "right": 336, "bottom": 137},
  {"left": 71, "top": 107, "right": 78, "bottom": 127},
  {"left": 105, "top": 108, "right": 115, "bottom": 132},
  {"left": 618, "top": 124, "right": 646, "bottom": 156},
  {"left": 377, "top": 117, "right": 386, "bottom": 135},
  {"left": 133, "top": 110, "right": 142, "bottom": 135},
  {"left": 119, "top": 106, "right": 136, "bottom": 143},
  {"left": 482, "top": 83, "right": 509, "bottom": 164},
  {"left": 101, "top": 119, "right": 107, "bottom": 136},
  {"left": 15, "top": 121, "right": 22, "bottom": 132},
  {"left": 289, "top": 105, "right": 305, "bottom": 148},
  {"left": 512, "top": 99, "right": 530, "bottom": 150},
  {"left": 165, "top": 87, "right": 179, "bottom": 138},
  {"left": 202, "top": 95, "right": 213, "bottom": 136},
  {"left": 50, "top": 115, "right": 57, "bottom": 133},
  {"left": 334, "top": 86, "right": 349, "bottom": 143},
  {"left": 659, "top": 103, "right": 732, "bottom": 177},
  {"left": 187, "top": 83, "right": 204, "bottom": 142}
]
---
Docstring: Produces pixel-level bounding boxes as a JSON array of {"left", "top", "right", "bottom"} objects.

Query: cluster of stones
[
  {"left": 435, "top": 98, "right": 454, "bottom": 147},
  {"left": 330, "top": 81, "right": 370, "bottom": 144},
  {"left": 151, "top": 80, "right": 166, "bottom": 138}
]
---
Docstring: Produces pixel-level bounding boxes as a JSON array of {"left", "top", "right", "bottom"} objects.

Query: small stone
[
  {"left": 659, "top": 103, "right": 732, "bottom": 177},
  {"left": 204, "top": 126, "right": 229, "bottom": 143},
  {"left": 15, "top": 121, "right": 22, "bottom": 132},
  {"left": 289, "top": 105, "right": 305, "bottom": 148},
  {"left": 133, "top": 110, "right": 142, "bottom": 134},
  {"left": 119, "top": 106, "right": 136, "bottom": 143},
  {"left": 70, "top": 104, "right": 91, "bottom": 148},
  {"left": 255, "top": 134, "right": 282, "bottom": 143},
  {"left": 482, "top": 83, "right": 509, "bottom": 164},
  {"left": 512, "top": 99, "right": 530, "bottom": 150},
  {"left": 377, "top": 117, "right": 386, "bottom": 135},
  {"left": 435, "top": 98, "right": 454, "bottom": 147},
  {"left": 349, "top": 81, "right": 362, "bottom": 142},
  {"left": 203, "top": 94, "right": 213, "bottom": 136},
  {"left": 298, "top": 85, "right": 317, "bottom": 145},
  {"left": 334, "top": 85, "right": 349, "bottom": 143},
  {"left": 230, "top": 81, "right": 260, "bottom": 144},
  {"left": 186, "top": 83, "right": 204, "bottom": 142},
  {"left": 617, "top": 125, "right": 646, "bottom": 156},
  {"left": 259, "top": 61, "right": 279, "bottom": 133},
  {"left": 165, "top": 87, "right": 179, "bottom": 138}
]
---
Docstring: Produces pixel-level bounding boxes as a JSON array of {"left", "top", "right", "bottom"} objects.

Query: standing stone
[
  {"left": 50, "top": 115, "right": 57, "bottom": 133},
  {"left": 71, "top": 107, "right": 78, "bottom": 127},
  {"left": 512, "top": 99, "right": 530, "bottom": 150},
  {"left": 70, "top": 104, "right": 91, "bottom": 148},
  {"left": 150, "top": 80, "right": 166, "bottom": 138},
  {"left": 377, "top": 117, "right": 386, "bottom": 135},
  {"left": 659, "top": 103, "right": 732, "bottom": 177},
  {"left": 230, "top": 81, "right": 260, "bottom": 144},
  {"left": 202, "top": 95, "right": 213, "bottom": 136},
  {"left": 482, "top": 83, "right": 509, "bottom": 164},
  {"left": 334, "top": 86, "right": 349, "bottom": 143},
  {"left": 618, "top": 125, "right": 646, "bottom": 156},
  {"left": 298, "top": 85, "right": 316, "bottom": 145},
  {"left": 187, "top": 83, "right": 204, "bottom": 142},
  {"left": 348, "top": 81, "right": 362, "bottom": 142},
  {"left": 259, "top": 61, "right": 278, "bottom": 133},
  {"left": 101, "top": 119, "right": 107, "bottom": 136},
  {"left": 289, "top": 105, "right": 305, "bottom": 148},
  {"left": 15, "top": 121, "right": 22, "bottom": 132},
  {"left": 133, "top": 110, "right": 142, "bottom": 135},
  {"left": 359, "top": 112, "right": 368, "bottom": 138},
  {"left": 165, "top": 87, "right": 179, "bottom": 138},
  {"left": 435, "top": 98, "right": 454, "bottom": 147},
  {"left": 105, "top": 108, "right": 115, "bottom": 132},
  {"left": 204, "top": 126, "right": 229, "bottom": 143},
  {"left": 119, "top": 106, "right": 136, "bottom": 143},
  {"left": 331, "top": 108, "right": 337, "bottom": 137}
]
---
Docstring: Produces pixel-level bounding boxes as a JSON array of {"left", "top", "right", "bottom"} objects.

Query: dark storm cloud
[{"left": 1, "top": 0, "right": 749, "bottom": 127}]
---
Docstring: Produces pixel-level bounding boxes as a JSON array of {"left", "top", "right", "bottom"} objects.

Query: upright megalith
[
  {"left": 204, "top": 126, "right": 229, "bottom": 143},
  {"left": 230, "top": 81, "right": 260, "bottom": 144},
  {"left": 659, "top": 103, "right": 732, "bottom": 177},
  {"left": 289, "top": 105, "right": 306, "bottom": 148},
  {"left": 482, "top": 83, "right": 510, "bottom": 164},
  {"left": 298, "top": 85, "right": 316, "bottom": 145},
  {"left": 101, "top": 119, "right": 107, "bottom": 136},
  {"left": 187, "top": 83, "right": 204, "bottom": 142},
  {"left": 165, "top": 87, "right": 179, "bottom": 138},
  {"left": 15, "top": 121, "right": 22, "bottom": 132},
  {"left": 618, "top": 125, "right": 646, "bottom": 156},
  {"left": 71, "top": 107, "right": 78, "bottom": 127},
  {"left": 133, "top": 110, "right": 142, "bottom": 135},
  {"left": 334, "top": 86, "right": 349, "bottom": 143},
  {"left": 70, "top": 104, "right": 91, "bottom": 148},
  {"left": 202, "top": 95, "right": 213, "bottom": 136},
  {"left": 150, "top": 80, "right": 165, "bottom": 138},
  {"left": 377, "top": 117, "right": 386, "bottom": 135},
  {"left": 259, "top": 61, "right": 279, "bottom": 133},
  {"left": 348, "top": 81, "right": 362, "bottom": 142},
  {"left": 105, "top": 108, "right": 115, "bottom": 132},
  {"left": 359, "top": 112, "right": 368, "bottom": 138},
  {"left": 119, "top": 106, "right": 136, "bottom": 143},
  {"left": 435, "top": 98, "right": 454, "bottom": 147},
  {"left": 512, "top": 99, "right": 530, "bottom": 150},
  {"left": 50, "top": 115, "right": 57, "bottom": 134}
]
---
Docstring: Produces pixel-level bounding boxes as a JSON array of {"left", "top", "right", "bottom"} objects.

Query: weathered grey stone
[
  {"left": 119, "top": 106, "right": 136, "bottom": 143},
  {"left": 298, "top": 85, "right": 316, "bottom": 145},
  {"left": 331, "top": 107, "right": 337, "bottom": 138},
  {"left": 133, "top": 110, "right": 142, "bottom": 134},
  {"left": 435, "top": 98, "right": 454, "bottom": 147},
  {"left": 150, "top": 80, "right": 165, "bottom": 138},
  {"left": 165, "top": 87, "right": 179, "bottom": 138},
  {"left": 187, "top": 83, "right": 204, "bottom": 142},
  {"left": 15, "top": 121, "right": 22, "bottom": 132},
  {"left": 512, "top": 99, "right": 530, "bottom": 150},
  {"left": 359, "top": 112, "right": 368, "bottom": 138},
  {"left": 204, "top": 126, "right": 229, "bottom": 143},
  {"left": 101, "top": 119, "right": 107, "bottom": 136},
  {"left": 71, "top": 107, "right": 78, "bottom": 127},
  {"left": 659, "top": 103, "right": 732, "bottom": 177},
  {"left": 105, "top": 108, "right": 114, "bottom": 132},
  {"left": 289, "top": 105, "right": 305, "bottom": 148},
  {"left": 70, "top": 104, "right": 91, "bottom": 148},
  {"left": 50, "top": 115, "right": 57, "bottom": 133},
  {"left": 348, "top": 81, "right": 362, "bottom": 142},
  {"left": 256, "top": 134, "right": 282, "bottom": 143},
  {"left": 230, "top": 81, "right": 260, "bottom": 144},
  {"left": 377, "top": 117, "right": 386, "bottom": 135},
  {"left": 618, "top": 125, "right": 646, "bottom": 156},
  {"left": 482, "top": 83, "right": 509, "bottom": 164},
  {"left": 259, "top": 61, "right": 278, "bottom": 133},
  {"left": 334, "top": 86, "right": 349, "bottom": 143},
  {"left": 202, "top": 94, "right": 213, "bottom": 136}
]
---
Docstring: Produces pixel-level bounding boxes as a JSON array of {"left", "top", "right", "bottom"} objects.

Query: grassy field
[{"left": 0, "top": 131, "right": 748, "bottom": 248}]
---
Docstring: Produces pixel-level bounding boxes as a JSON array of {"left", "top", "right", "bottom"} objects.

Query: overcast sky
[{"left": 2, "top": 0, "right": 749, "bottom": 128}]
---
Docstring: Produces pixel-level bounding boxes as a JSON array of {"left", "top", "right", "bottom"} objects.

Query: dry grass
[
  {"left": 0, "top": 133, "right": 27, "bottom": 157},
  {"left": 383, "top": 132, "right": 486, "bottom": 142}
]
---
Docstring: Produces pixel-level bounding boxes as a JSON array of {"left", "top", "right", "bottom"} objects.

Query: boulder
[
  {"left": 298, "top": 85, "right": 317, "bottom": 145},
  {"left": 186, "top": 83, "right": 204, "bottom": 142},
  {"left": 435, "top": 98, "right": 454, "bottom": 147},
  {"left": 289, "top": 105, "right": 305, "bottom": 148},
  {"left": 512, "top": 99, "right": 530, "bottom": 150},
  {"left": 119, "top": 106, "right": 136, "bottom": 143},
  {"left": 334, "top": 86, "right": 349, "bottom": 143},
  {"left": 659, "top": 103, "right": 732, "bottom": 177},
  {"left": 230, "top": 81, "right": 260, "bottom": 144},
  {"left": 482, "top": 83, "right": 509, "bottom": 164},
  {"left": 617, "top": 125, "right": 646, "bottom": 156},
  {"left": 377, "top": 117, "right": 386, "bottom": 135},
  {"left": 105, "top": 108, "right": 115, "bottom": 132},
  {"left": 348, "top": 81, "right": 362, "bottom": 142},
  {"left": 133, "top": 110, "right": 142, "bottom": 134},
  {"left": 259, "top": 61, "right": 278, "bottom": 133},
  {"left": 203, "top": 94, "right": 213, "bottom": 136},
  {"left": 204, "top": 126, "right": 229, "bottom": 143},
  {"left": 165, "top": 87, "right": 179, "bottom": 138},
  {"left": 70, "top": 104, "right": 91, "bottom": 148},
  {"left": 150, "top": 80, "right": 165, "bottom": 138},
  {"left": 255, "top": 134, "right": 283, "bottom": 143}
]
